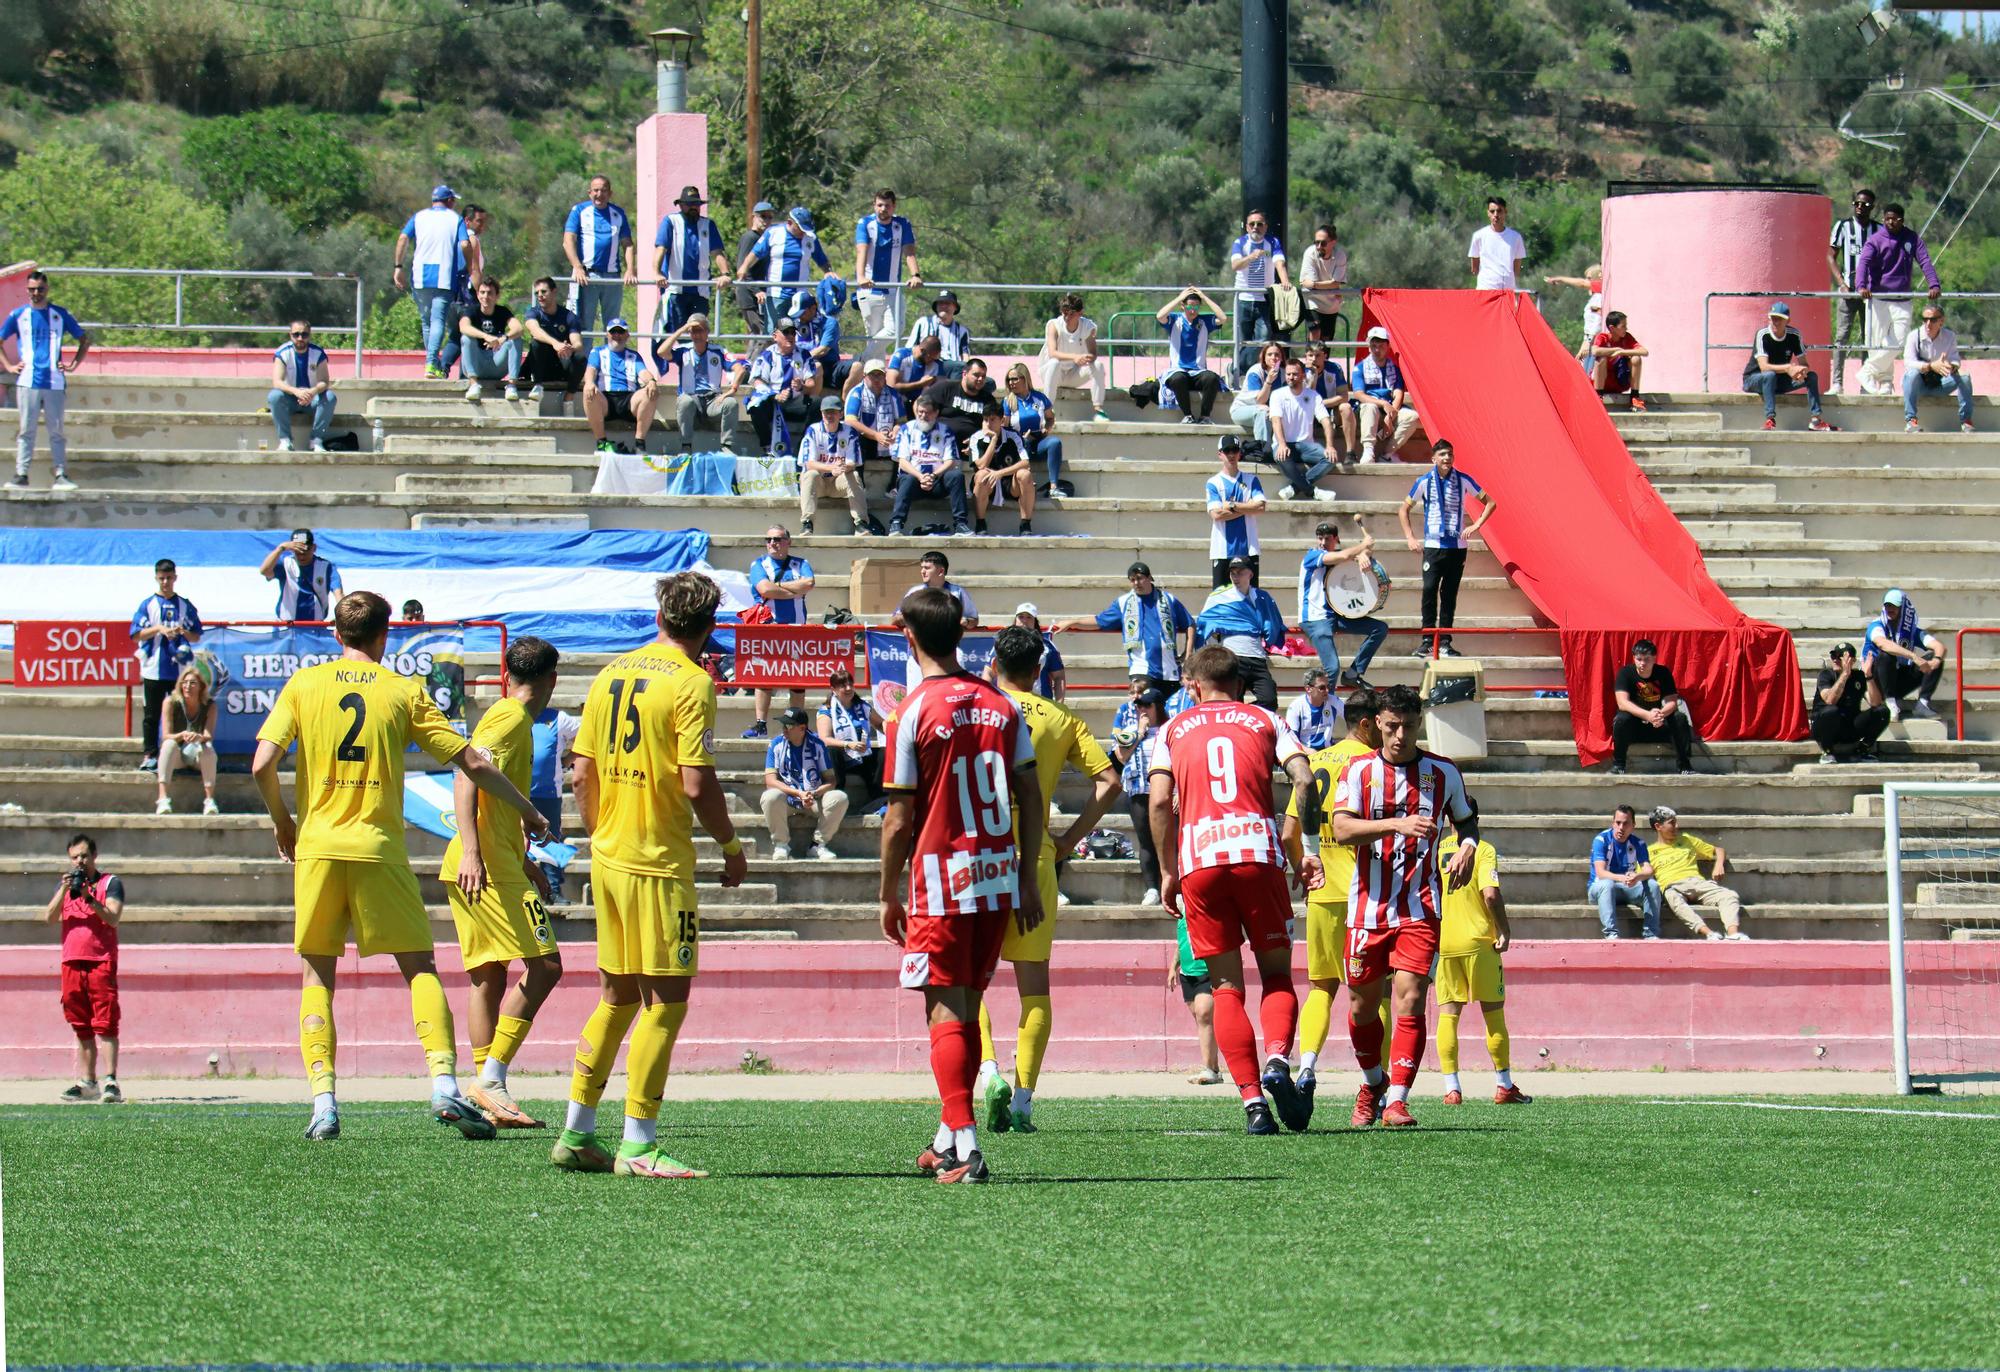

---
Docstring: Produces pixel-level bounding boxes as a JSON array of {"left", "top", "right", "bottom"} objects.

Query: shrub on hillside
[{"left": 185, "top": 112, "right": 366, "bottom": 232}]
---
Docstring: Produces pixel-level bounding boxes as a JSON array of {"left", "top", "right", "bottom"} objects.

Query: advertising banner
[
  {"left": 195, "top": 625, "right": 467, "bottom": 754},
  {"left": 13, "top": 621, "right": 140, "bottom": 688},
  {"left": 731, "top": 625, "right": 863, "bottom": 689}
]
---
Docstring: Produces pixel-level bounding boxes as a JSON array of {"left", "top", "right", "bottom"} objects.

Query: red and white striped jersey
[
  {"left": 1149, "top": 699, "right": 1306, "bottom": 878},
  {"left": 884, "top": 671, "right": 1035, "bottom": 917},
  {"left": 1333, "top": 749, "right": 1474, "bottom": 929}
]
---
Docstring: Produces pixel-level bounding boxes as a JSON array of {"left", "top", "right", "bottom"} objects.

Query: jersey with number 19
[{"left": 885, "top": 672, "right": 1035, "bottom": 917}]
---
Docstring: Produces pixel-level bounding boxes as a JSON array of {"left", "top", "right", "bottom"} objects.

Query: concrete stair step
[
  {"left": 383, "top": 433, "right": 560, "bottom": 454},
  {"left": 394, "top": 473, "right": 574, "bottom": 494},
  {"left": 408, "top": 512, "right": 594, "bottom": 530},
  {"left": 1680, "top": 519, "right": 1806, "bottom": 540},
  {"left": 1657, "top": 483, "right": 1781, "bottom": 502}
]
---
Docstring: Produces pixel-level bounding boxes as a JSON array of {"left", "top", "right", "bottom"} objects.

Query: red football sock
[
  {"left": 957, "top": 1018, "right": 981, "bottom": 1092},
  {"left": 1349, "top": 1006, "right": 1385, "bottom": 1073},
  {"left": 1212, "top": 985, "right": 1261, "bottom": 1099},
  {"left": 930, "top": 1020, "right": 975, "bottom": 1130},
  {"left": 1390, "top": 1012, "right": 1428, "bottom": 1089},
  {"left": 1258, "top": 976, "right": 1298, "bottom": 1062}
]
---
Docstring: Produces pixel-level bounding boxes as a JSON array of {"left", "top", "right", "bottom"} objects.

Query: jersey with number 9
[
  {"left": 884, "top": 672, "right": 1035, "bottom": 917},
  {"left": 256, "top": 658, "right": 469, "bottom": 863},
  {"left": 1150, "top": 699, "right": 1305, "bottom": 877},
  {"left": 572, "top": 641, "right": 717, "bottom": 881}
]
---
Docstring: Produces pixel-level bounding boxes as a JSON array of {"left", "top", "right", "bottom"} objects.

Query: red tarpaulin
[{"left": 1360, "top": 288, "right": 1807, "bottom": 764}]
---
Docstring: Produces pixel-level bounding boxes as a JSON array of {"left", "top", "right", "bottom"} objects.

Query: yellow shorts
[
  {"left": 999, "top": 857, "right": 1060, "bottom": 963},
  {"left": 448, "top": 880, "right": 558, "bottom": 969},
  {"left": 293, "top": 858, "right": 432, "bottom": 959},
  {"left": 1305, "top": 900, "right": 1347, "bottom": 983},
  {"left": 593, "top": 865, "right": 699, "bottom": 978},
  {"left": 1434, "top": 945, "right": 1504, "bottom": 1005}
]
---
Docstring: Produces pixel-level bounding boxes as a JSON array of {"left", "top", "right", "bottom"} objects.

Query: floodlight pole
[{"left": 1241, "top": 0, "right": 1288, "bottom": 249}]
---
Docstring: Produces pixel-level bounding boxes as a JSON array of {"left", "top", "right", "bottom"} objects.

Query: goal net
[{"left": 1885, "top": 782, "right": 2000, "bottom": 1094}]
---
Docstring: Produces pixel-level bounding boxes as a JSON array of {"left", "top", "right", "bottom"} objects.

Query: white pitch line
[{"left": 1644, "top": 1098, "right": 2000, "bottom": 1120}]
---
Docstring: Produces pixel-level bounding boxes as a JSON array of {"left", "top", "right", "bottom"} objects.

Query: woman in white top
[
  {"left": 1038, "top": 291, "right": 1109, "bottom": 420},
  {"left": 1228, "top": 340, "right": 1289, "bottom": 442},
  {"left": 156, "top": 665, "right": 219, "bottom": 815}
]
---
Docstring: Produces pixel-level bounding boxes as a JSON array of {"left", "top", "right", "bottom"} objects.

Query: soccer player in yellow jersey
[
  {"left": 1435, "top": 802, "right": 1530, "bottom": 1105},
  {"left": 251, "top": 592, "right": 552, "bottom": 1142},
  {"left": 1280, "top": 687, "right": 1384, "bottom": 1107},
  {"left": 443, "top": 636, "right": 564, "bottom": 1129},
  {"left": 554, "top": 572, "right": 748, "bottom": 1180},
  {"left": 974, "top": 626, "right": 1120, "bottom": 1132}
]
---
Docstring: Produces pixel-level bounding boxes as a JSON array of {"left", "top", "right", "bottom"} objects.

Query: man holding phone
[
  {"left": 1812, "top": 641, "right": 1891, "bottom": 764},
  {"left": 259, "top": 529, "right": 343, "bottom": 623}
]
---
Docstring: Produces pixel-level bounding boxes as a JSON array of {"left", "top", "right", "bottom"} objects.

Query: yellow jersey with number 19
[
  {"left": 573, "top": 640, "right": 716, "bottom": 880},
  {"left": 1002, "top": 685, "right": 1113, "bottom": 861},
  {"left": 256, "top": 658, "right": 469, "bottom": 864},
  {"left": 1285, "top": 735, "right": 1375, "bottom": 908},
  {"left": 439, "top": 697, "right": 534, "bottom": 884}
]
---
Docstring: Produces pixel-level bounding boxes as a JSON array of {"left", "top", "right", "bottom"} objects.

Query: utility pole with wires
[{"left": 746, "top": 0, "right": 762, "bottom": 209}]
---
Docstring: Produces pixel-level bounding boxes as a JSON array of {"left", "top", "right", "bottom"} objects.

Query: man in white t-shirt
[{"left": 1467, "top": 197, "right": 1526, "bottom": 293}]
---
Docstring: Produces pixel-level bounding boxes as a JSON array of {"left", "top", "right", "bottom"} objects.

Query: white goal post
[{"left": 1884, "top": 782, "right": 2000, "bottom": 1095}]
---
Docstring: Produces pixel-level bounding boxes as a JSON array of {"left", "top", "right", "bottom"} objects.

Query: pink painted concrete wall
[
  {"left": 63, "top": 346, "right": 430, "bottom": 380},
  {"left": 6, "top": 940, "right": 1992, "bottom": 1079},
  {"left": 634, "top": 111, "right": 712, "bottom": 340},
  {"left": 1603, "top": 190, "right": 1832, "bottom": 394}
]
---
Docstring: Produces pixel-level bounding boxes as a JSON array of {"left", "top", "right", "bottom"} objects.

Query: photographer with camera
[
  {"left": 1812, "top": 641, "right": 1891, "bottom": 764},
  {"left": 46, "top": 833, "right": 125, "bottom": 1103}
]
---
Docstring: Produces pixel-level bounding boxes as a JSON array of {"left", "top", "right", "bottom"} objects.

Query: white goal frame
[{"left": 1884, "top": 781, "right": 2000, "bottom": 1095}]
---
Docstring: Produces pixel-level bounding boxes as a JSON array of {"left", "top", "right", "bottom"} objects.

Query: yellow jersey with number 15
[
  {"left": 573, "top": 640, "right": 716, "bottom": 880},
  {"left": 1002, "top": 685, "right": 1113, "bottom": 860},
  {"left": 256, "top": 658, "right": 469, "bottom": 864},
  {"left": 439, "top": 697, "right": 534, "bottom": 884},
  {"left": 1286, "top": 735, "right": 1375, "bottom": 908}
]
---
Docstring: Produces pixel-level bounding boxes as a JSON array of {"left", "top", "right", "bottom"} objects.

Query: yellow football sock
[
  {"left": 489, "top": 1013, "right": 533, "bottom": 1067},
  {"left": 409, "top": 972, "right": 457, "bottom": 1078},
  {"left": 1438, "top": 1011, "right": 1461, "bottom": 1075},
  {"left": 570, "top": 999, "right": 640, "bottom": 1107},
  {"left": 623, "top": 1001, "right": 688, "bottom": 1122},
  {"left": 1299, "top": 986, "right": 1334, "bottom": 1055},
  {"left": 977, "top": 1000, "right": 998, "bottom": 1066},
  {"left": 1016, "top": 995, "right": 1052, "bottom": 1091},
  {"left": 472, "top": 1044, "right": 489, "bottom": 1071},
  {"left": 1484, "top": 1004, "right": 1510, "bottom": 1071},
  {"left": 300, "top": 984, "right": 336, "bottom": 1095},
  {"left": 1380, "top": 995, "right": 1392, "bottom": 1038}
]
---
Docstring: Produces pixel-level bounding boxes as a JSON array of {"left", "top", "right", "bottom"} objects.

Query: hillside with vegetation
[{"left": 5, "top": 0, "right": 2000, "bottom": 346}]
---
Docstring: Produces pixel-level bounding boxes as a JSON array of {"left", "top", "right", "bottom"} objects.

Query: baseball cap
[
  {"left": 1831, "top": 641, "right": 1857, "bottom": 658},
  {"left": 1649, "top": 805, "right": 1678, "bottom": 826},
  {"left": 752, "top": 200, "right": 776, "bottom": 214},
  {"left": 432, "top": 183, "right": 457, "bottom": 201},
  {"left": 1768, "top": 300, "right": 1791, "bottom": 318},
  {"left": 1134, "top": 688, "right": 1165, "bottom": 708},
  {"left": 819, "top": 394, "right": 842, "bottom": 412},
  {"left": 676, "top": 184, "right": 706, "bottom": 204},
  {"left": 790, "top": 292, "right": 818, "bottom": 315},
  {"left": 863, "top": 358, "right": 887, "bottom": 375},
  {"left": 1217, "top": 434, "right": 1243, "bottom": 452},
  {"left": 1127, "top": 561, "right": 1154, "bottom": 578},
  {"left": 1316, "top": 520, "right": 1344, "bottom": 536},
  {"left": 605, "top": 317, "right": 630, "bottom": 333},
  {"left": 1884, "top": 587, "right": 1907, "bottom": 607},
  {"left": 778, "top": 706, "right": 810, "bottom": 727},
  {"left": 1227, "top": 555, "right": 1254, "bottom": 571},
  {"left": 1366, "top": 325, "right": 1390, "bottom": 343},
  {"left": 789, "top": 206, "right": 815, "bottom": 232},
  {"left": 774, "top": 319, "right": 798, "bottom": 335},
  {"left": 933, "top": 289, "right": 960, "bottom": 311},
  {"left": 1014, "top": 601, "right": 1039, "bottom": 618}
]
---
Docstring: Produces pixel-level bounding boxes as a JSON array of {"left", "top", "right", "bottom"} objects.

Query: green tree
[{"left": 185, "top": 111, "right": 366, "bottom": 232}]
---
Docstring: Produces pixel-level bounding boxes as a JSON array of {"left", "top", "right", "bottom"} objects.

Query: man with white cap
[
  {"left": 1647, "top": 806, "right": 1748, "bottom": 941},
  {"left": 1863, "top": 588, "right": 1946, "bottom": 722},
  {"left": 1742, "top": 301, "right": 1835, "bottom": 432},
  {"left": 1350, "top": 327, "right": 1421, "bottom": 462},
  {"left": 739, "top": 206, "right": 832, "bottom": 335},
  {"left": 581, "top": 318, "right": 659, "bottom": 455}
]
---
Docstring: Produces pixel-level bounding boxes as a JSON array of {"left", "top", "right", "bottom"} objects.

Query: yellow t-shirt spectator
[{"left": 1648, "top": 832, "right": 1717, "bottom": 888}]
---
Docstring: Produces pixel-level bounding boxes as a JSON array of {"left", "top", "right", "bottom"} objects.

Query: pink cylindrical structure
[{"left": 1601, "top": 189, "right": 1831, "bottom": 393}]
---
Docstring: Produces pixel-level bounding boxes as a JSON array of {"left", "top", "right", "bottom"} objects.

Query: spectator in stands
[
  {"left": 1611, "top": 639, "right": 1694, "bottom": 774},
  {"left": 1352, "top": 327, "right": 1421, "bottom": 462},
  {"left": 155, "top": 664, "right": 218, "bottom": 816},
  {"left": 760, "top": 707, "right": 847, "bottom": 861},
  {"left": 921, "top": 357, "right": 998, "bottom": 449},
  {"left": 1828, "top": 189, "right": 1877, "bottom": 394},
  {"left": 819, "top": 668, "right": 884, "bottom": 805},
  {"left": 131, "top": 558, "right": 203, "bottom": 776},
  {"left": 582, "top": 319, "right": 660, "bottom": 455},
  {"left": 887, "top": 398, "right": 970, "bottom": 537},
  {"left": 400, "top": 600, "right": 424, "bottom": 622},
  {"left": 1298, "top": 520, "right": 1389, "bottom": 689},
  {"left": 1903, "top": 303, "right": 1976, "bottom": 434},
  {"left": 563, "top": 175, "right": 636, "bottom": 340},
  {"left": 739, "top": 206, "right": 831, "bottom": 334},
  {"left": 1400, "top": 440, "right": 1495, "bottom": 658},
  {"left": 1300, "top": 341, "right": 1353, "bottom": 449},
  {"left": 1206, "top": 434, "right": 1267, "bottom": 587},
  {"left": 262, "top": 319, "right": 337, "bottom": 454},
  {"left": 49, "top": 833, "right": 124, "bottom": 1103},
  {"left": 1115, "top": 688, "right": 1169, "bottom": 906},
  {"left": 1228, "top": 340, "right": 1288, "bottom": 443},
  {"left": 1054, "top": 561, "right": 1193, "bottom": 696},
  {"left": 658, "top": 313, "right": 746, "bottom": 454},
  {"left": 1299, "top": 223, "right": 1349, "bottom": 340},
  {"left": 884, "top": 333, "right": 944, "bottom": 403},
  {"left": 743, "top": 525, "right": 816, "bottom": 740},
  {"left": 907, "top": 290, "right": 971, "bottom": 378},
  {"left": 1285, "top": 667, "right": 1343, "bottom": 749},
  {"left": 1269, "top": 357, "right": 1338, "bottom": 502},
  {"left": 969, "top": 402, "right": 1035, "bottom": 536},
  {"left": 1590, "top": 311, "right": 1648, "bottom": 411},
  {"left": 2, "top": 270, "right": 88, "bottom": 491},
  {"left": 734, "top": 201, "right": 775, "bottom": 330},
  {"left": 456, "top": 279, "right": 523, "bottom": 403},
  {"left": 1008, "top": 604, "right": 1065, "bottom": 699},
  {"left": 1589, "top": 805, "right": 1661, "bottom": 939},
  {"left": 747, "top": 320, "right": 816, "bottom": 456},
  {"left": 1857, "top": 202, "right": 1942, "bottom": 397},
  {"left": 853, "top": 189, "right": 921, "bottom": 362},
  {"left": 1864, "top": 588, "right": 1945, "bottom": 723},
  {"left": 522, "top": 278, "right": 587, "bottom": 402},
  {"left": 531, "top": 705, "right": 580, "bottom": 904},
  {"left": 1544, "top": 263, "right": 1604, "bottom": 364},
  {"left": 394, "top": 186, "right": 472, "bottom": 378},
  {"left": 1040, "top": 293, "right": 1110, "bottom": 422},
  {"left": 1648, "top": 805, "right": 1748, "bottom": 941},
  {"left": 1468, "top": 195, "right": 1526, "bottom": 292},
  {"left": 1812, "top": 641, "right": 1889, "bottom": 764},
  {"left": 1228, "top": 209, "right": 1290, "bottom": 377},
  {"left": 1743, "top": 302, "right": 1834, "bottom": 432},
  {"left": 844, "top": 358, "right": 905, "bottom": 478},
  {"left": 1196, "top": 556, "right": 1285, "bottom": 709},
  {"left": 437, "top": 203, "right": 486, "bottom": 381},
  {"left": 790, "top": 292, "right": 843, "bottom": 391},
  {"left": 260, "top": 529, "right": 341, "bottom": 622},
  {"left": 1002, "top": 363, "right": 1067, "bottom": 499},
  {"left": 893, "top": 549, "right": 977, "bottom": 625},
  {"left": 654, "top": 185, "right": 733, "bottom": 334},
  {"left": 798, "top": 395, "right": 873, "bottom": 536},
  {"left": 1154, "top": 287, "right": 1226, "bottom": 423}
]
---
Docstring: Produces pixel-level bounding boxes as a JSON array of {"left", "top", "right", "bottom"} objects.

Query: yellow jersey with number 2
[
  {"left": 574, "top": 641, "right": 716, "bottom": 880},
  {"left": 1286, "top": 735, "right": 1375, "bottom": 908}
]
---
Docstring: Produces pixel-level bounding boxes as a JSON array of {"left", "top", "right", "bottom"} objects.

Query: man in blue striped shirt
[
  {"left": 738, "top": 207, "right": 831, "bottom": 334},
  {"left": 853, "top": 189, "right": 921, "bottom": 361},
  {"left": 1399, "top": 440, "right": 1496, "bottom": 658},
  {"left": 744, "top": 526, "right": 818, "bottom": 739},
  {"left": 843, "top": 358, "right": 906, "bottom": 480},
  {"left": 657, "top": 312, "right": 745, "bottom": 453},
  {"left": 393, "top": 186, "right": 474, "bottom": 378},
  {"left": 1, "top": 272, "right": 89, "bottom": 491},
  {"left": 653, "top": 185, "right": 733, "bottom": 334},
  {"left": 582, "top": 319, "right": 660, "bottom": 455},
  {"left": 747, "top": 320, "right": 817, "bottom": 457},
  {"left": 267, "top": 320, "right": 336, "bottom": 453},
  {"left": 260, "top": 529, "right": 343, "bottom": 622},
  {"left": 563, "top": 175, "right": 636, "bottom": 341},
  {"left": 131, "top": 559, "right": 204, "bottom": 773},
  {"left": 1228, "top": 210, "right": 1290, "bottom": 377}
]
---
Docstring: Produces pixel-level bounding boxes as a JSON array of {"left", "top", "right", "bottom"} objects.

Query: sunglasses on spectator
[
  {"left": 290, "top": 330, "right": 309, "bottom": 338},
  {"left": 766, "top": 534, "right": 790, "bottom": 543}
]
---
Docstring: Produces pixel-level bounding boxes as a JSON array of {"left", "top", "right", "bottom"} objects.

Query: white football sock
[
  {"left": 565, "top": 1101, "right": 597, "bottom": 1135},
  {"left": 313, "top": 1091, "right": 337, "bottom": 1114},
  {"left": 953, "top": 1125, "right": 980, "bottom": 1158},
  {"left": 933, "top": 1121, "right": 955, "bottom": 1153},
  {"left": 624, "top": 1114, "right": 658, "bottom": 1146},
  {"left": 1300, "top": 1050, "right": 1319, "bottom": 1073},
  {"left": 1363, "top": 1065, "right": 1386, "bottom": 1087},
  {"left": 1012, "top": 1086, "right": 1034, "bottom": 1113},
  {"left": 431, "top": 1073, "right": 458, "bottom": 1097},
  {"left": 1496, "top": 1068, "right": 1515, "bottom": 1089},
  {"left": 1443, "top": 1072, "right": 1462, "bottom": 1093},
  {"left": 1387, "top": 1083, "right": 1410, "bottom": 1105},
  {"left": 479, "top": 1056, "right": 507, "bottom": 1087}
]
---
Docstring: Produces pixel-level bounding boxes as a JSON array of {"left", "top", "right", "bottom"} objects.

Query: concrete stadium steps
[
  {"left": 54, "top": 378, "right": 446, "bottom": 412},
  {"left": 1632, "top": 391, "right": 1990, "bottom": 436}
]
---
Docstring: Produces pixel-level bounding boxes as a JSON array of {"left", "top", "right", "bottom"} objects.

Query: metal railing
[
  {"left": 1701, "top": 288, "right": 2000, "bottom": 392},
  {"left": 1953, "top": 626, "right": 1997, "bottom": 740}
]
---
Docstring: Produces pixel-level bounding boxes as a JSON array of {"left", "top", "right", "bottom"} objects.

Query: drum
[{"left": 1326, "top": 555, "right": 1392, "bottom": 618}]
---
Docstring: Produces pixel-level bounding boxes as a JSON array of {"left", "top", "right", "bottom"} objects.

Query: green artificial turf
[{"left": 3, "top": 1093, "right": 1997, "bottom": 1370}]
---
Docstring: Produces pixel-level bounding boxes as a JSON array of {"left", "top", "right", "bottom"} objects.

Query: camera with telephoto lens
[{"left": 65, "top": 866, "right": 88, "bottom": 899}]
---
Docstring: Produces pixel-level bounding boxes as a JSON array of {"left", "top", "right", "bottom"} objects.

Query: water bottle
[{"left": 372, "top": 417, "right": 385, "bottom": 450}]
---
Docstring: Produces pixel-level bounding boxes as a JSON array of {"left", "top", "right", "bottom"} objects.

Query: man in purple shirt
[{"left": 1855, "top": 203, "right": 1941, "bottom": 397}]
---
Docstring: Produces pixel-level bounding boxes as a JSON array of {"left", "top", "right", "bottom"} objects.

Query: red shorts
[
  {"left": 1344, "top": 918, "right": 1439, "bottom": 986},
  {"left": 899, "top": 909, "right": 1010, "bottom": 991},
  {"left": 61, "top": 959, "right": 119, "bottom": 1038},
  {"left": 1181, "top": 862, "right": 1292, "bottom": 960}
]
